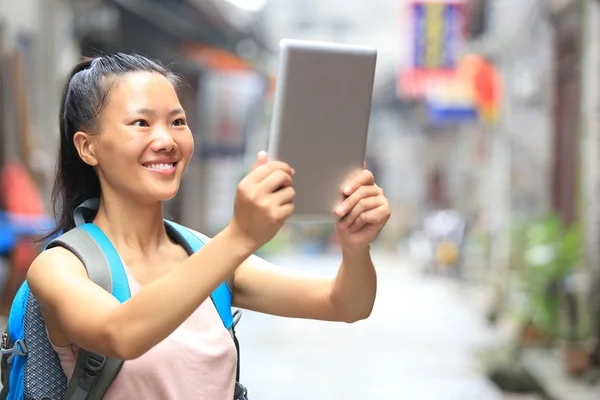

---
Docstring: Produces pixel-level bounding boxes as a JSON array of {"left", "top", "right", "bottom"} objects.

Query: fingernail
[
  {"left": 291, "top": 168, "right": 296, "bottom": 175},
  {"left": 336, "top": 205, "right": 344, "bottom": 215},
  {"left": 344, "top": 186, "right": 352, "bottom": 195}
]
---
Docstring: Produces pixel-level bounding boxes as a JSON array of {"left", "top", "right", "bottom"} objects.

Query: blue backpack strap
[
  {"left": 48, "top": 223, "right": 131, "bottom": 400},
  {"left": 77, "top": 224, "right": 131, "bottom": 303},
  {"left": 164, "top": 220, "right": 234, "bottom": 330},
  {"left": 46, "top": 227, "right": 112, "bottom": 293},
  {"left": 47, "top": 224, "right": 131, "bottom": 303}
]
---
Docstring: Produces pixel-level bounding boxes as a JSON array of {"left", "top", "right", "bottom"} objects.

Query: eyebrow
[{"left": 127, "top": 108, "right": 186, "bottom": 117}]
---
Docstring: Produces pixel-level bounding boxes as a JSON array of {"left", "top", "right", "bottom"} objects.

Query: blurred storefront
[
  {"left": 181, "top": 44, "right": 270, "bottom": 234},
  {"left": 462, "top": 0, "right": 600, "bottom": 396},
  {"left": 0, "top": 0, "right": 273, "bottom": 310},
  {"left": 393, "top": 0, "right": 474, "bottom": 233},
  {"left": 0, "top": 0, "right": 80, "bottom": 198},
  {"left": 0, "top": 0, "right": 273, "bottom": 230},
  {"left": 0, "top": 0, "right": 82, "bottom": 313},
  {"left": 395, "top": 0, "right": 504, "bottom": 242},
  {"left": 396, "top": 2, "right": 597, "bottom": 392},
  {"left": 567, "top": 0, "right": 600, "bottom": 369},
  {"left": 548, "top": 0, "right": 600, "bottom": 377}
]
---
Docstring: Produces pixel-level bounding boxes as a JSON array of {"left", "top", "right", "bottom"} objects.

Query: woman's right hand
[{"left": 229, "top": 151, "right": 295, "bottom": 251}]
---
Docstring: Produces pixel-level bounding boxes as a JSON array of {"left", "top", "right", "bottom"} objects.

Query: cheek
[
  {"left": 178, "top": 130, "right": 194, "bottom": 162},
  {"left": 96, "top": 136, "right": 141, "bottom": 169}
]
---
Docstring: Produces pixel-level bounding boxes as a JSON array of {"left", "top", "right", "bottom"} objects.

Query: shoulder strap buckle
[
  {"left": 0, "top": 339, "right": 28, "bottom": 364},
  {"left": 77, "top": 353, "right": 106, "bottom": 393},
  {"left": 234, "top": 382, "right": 248, "bottom": 400},
  {"left": 84, "top": 353, "right": 106, "bottom": 374}
]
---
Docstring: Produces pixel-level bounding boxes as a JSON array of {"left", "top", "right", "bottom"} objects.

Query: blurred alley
[{"left": 1, "top": 0, "right": 600, "bottom": 399}]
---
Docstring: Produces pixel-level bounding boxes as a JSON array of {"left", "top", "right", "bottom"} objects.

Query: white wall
[
  {"left": 263, "top": 0, "right": 407, "bottom": 87},
  {"left": 0, "top": 0, "right": 40, "bottom": 51},
  {"left": 581, "top": 0, "right": 600, "bottom": 273},
  {"left": 1, "top": 0, "right": 79, "bottom": 200}
]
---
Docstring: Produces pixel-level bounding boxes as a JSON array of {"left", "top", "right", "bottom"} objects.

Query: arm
[
  {"left": 29, "top": 159, "right": 295, "bottom": 360},
  {"left": 233, "top": 246, "right": 376, "bottom": 323},
  {"left": 329, "top": 246, "right": 377, "bottom": 321},
  {"left": 233, "top": 166, "right": 388, "bottom": 323},
  {"left": 29, "top": 226, "right": 253, "bottom": 360}
]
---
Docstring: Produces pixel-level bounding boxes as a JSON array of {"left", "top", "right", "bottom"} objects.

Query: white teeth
[{"left": 145, "top": 163, "right": 174, "bottom": 170}]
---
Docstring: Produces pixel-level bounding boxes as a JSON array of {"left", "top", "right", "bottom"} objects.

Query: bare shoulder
[
  {"left": 26, "top": 244, "right": 123, "bottom": 351},
  {"left": 27, "top": 246, "right": 88, "bottom": 299}
]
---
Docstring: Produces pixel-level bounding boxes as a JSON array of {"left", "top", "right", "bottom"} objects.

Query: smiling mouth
[{"left": 143, "top": 162, "right": 177, "bottom": 170}]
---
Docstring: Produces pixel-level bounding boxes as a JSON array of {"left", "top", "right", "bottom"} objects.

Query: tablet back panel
[{"left": 268, "top": 39, "right": 377, "bottom": 221}]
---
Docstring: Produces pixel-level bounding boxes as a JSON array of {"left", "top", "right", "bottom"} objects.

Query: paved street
[
  {"left": 0, "top": 252, "right": 508, "bottom": 399},
  {"left": 237, "top": 251, "right": 505, "bottom": 400}
]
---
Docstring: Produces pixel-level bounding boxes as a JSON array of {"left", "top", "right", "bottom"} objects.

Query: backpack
[{"left": 0, "top": 206, "right": 248, "bottom": 399}]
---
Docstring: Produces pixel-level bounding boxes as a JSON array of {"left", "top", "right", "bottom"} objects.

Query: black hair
[{"left": 45, "top": 53, "right": 182, "bottom": 240}]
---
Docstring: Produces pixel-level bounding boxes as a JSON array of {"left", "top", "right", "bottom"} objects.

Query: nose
[{"left": 150, "top": 126, "right": 176, "bottom": 153}]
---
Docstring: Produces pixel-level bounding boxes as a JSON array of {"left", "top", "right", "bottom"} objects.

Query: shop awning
[
  {"left": 108, "top": 0, "right": 271, "bottom": 55},
  {"left": 182, "top": 43, "right": 254, "bottom": 72}
]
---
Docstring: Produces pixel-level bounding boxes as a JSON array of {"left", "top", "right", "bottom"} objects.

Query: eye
[
  {"left": 172, "top": 118, "right": 187, "bottom": 127},
  {"left": 132, "top": 119, "right": 150, "bottom": 127}
]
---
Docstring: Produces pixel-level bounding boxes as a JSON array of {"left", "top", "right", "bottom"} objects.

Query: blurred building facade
[
  {"left": 0, "top": 0, "right": 80, "bottom": 199},
  {"left": 1, "top": 0, "right": 274, "bottom": 235},
  {"left": 470, "top": 0, "right": 600, "bottom": 369},
  {"left": 563, "top": 0, "right": 600, "bottom": 363},
  {"left": 461, "top": 0, "right": 555, "bottom": 278}
]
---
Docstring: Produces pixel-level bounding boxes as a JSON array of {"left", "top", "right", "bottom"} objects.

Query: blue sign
[{"left": 427, "top": 102, "right": 478, "bottom": 125}]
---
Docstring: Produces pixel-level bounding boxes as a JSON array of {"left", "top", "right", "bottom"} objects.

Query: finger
[
  {"left": 272, "top": 186, "right": 295, "bottom": 205},
  {"left": 347, "top": 205, "right": 388, "bottom": 233},
  {"left": 342, "top": 169, "right": 375, "bottom": 196},
  {"left": 248, "top": 161, "right": 294, "bottom": 183},
  {"left": 335, "top": 185, "right": 381, "bottom": 218},
  {"left": 273, "top": 202, "right": 295, "bottom": 221},
  {"left": 338, "top": 196, "right": 382, "bottom": 227},
  {"left": 260, "top": 169, "right": 293, "bottom": 193},
  {"left": 252, "top": 151, "right": 269, "bottom": 171},
  {"left": 257, "top": 150, "right": 268, "bottom": 164}
]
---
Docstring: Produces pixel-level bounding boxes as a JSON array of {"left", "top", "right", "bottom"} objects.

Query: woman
[{"left": 27, "top": 53, "right": 390, "bottom": 398}]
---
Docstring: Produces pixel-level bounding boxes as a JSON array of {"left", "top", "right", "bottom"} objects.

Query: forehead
[{"left": 104, "top": 72, "right": 180, "bottom": 112}]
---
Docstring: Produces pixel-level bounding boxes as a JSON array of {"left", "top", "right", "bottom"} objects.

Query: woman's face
[{"left": 91, "top": 72, "right": 194, "bottom": 204}]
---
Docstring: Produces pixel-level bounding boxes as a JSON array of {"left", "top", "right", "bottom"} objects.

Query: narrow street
[
  {"left": 237, "top": 251, "right": 505, "bottom": 399},
  {"left": 0, "top": 252, "right": 509, "bottom": 399}
]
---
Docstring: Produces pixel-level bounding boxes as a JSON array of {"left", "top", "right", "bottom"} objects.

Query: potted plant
[
  {"left": 558, "top": 270, "right": 593, "bottom": 377},
  {"left": 521, "top": 214, "right": 564, "bottom": 344}
]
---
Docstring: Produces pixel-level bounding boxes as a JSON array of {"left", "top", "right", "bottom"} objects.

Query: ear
[{"left": 73, "top": 131, "right": 99, "bottom": 166}]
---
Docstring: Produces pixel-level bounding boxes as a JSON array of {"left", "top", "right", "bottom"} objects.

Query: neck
[{"left": 93, "top": 192, "right": 169, "bottom": 255}]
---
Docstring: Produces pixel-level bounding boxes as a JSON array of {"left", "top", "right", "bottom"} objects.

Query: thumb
[{"left": 252, "top": 151, "right": 269, "bottom": 170}]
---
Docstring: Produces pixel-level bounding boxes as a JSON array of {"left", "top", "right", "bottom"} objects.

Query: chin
[
  {"left": 146, "top": 184, "right": 181, "bottom": 203},
  {"left": 157, "top": 189, "right": 180, "bottom": 202}
]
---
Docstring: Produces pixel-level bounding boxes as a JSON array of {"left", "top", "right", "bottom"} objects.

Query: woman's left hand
[{"left": 334, "top": 168, "right": 391, "bottom": 249}]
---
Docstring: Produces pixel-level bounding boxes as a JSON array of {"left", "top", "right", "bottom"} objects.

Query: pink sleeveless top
[{"left": 48, "top": 266, "right": 237, "bottom": 399}]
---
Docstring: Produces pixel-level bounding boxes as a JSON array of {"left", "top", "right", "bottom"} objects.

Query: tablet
[{"left": 267, "top": 39, "right": 377, "bottom": 222}]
